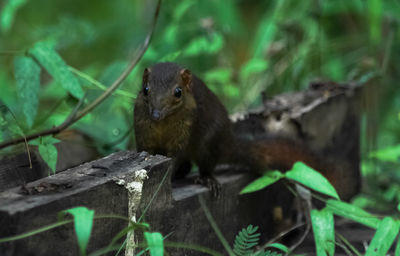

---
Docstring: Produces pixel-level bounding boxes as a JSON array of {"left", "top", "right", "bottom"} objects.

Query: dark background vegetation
[{"left": 1, "top": 0, "right": 400, "bottom": 212}]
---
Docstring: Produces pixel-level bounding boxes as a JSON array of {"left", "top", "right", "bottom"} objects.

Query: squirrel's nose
[{"left": 151, "top": 110, "right": 161, "bottom": 121}]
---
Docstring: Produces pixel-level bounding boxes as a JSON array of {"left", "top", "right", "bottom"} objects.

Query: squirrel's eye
[
  {"left": 174, "top": 87, "right": 182, "bottom": 98},
  {"left": 143, "top": 87, "right": 149, "bottom": 96}
]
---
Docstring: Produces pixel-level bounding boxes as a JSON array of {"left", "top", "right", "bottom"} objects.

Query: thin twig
[
  {"left": 198, "top": 194, "right": 236, "bottom": 256},
  {"left": 286, "top": 184, "right": 312, "bottom": 255},
  {"left": 61, "top": 92, "right": 87, "bottom": 126},
  {"left": 336, "top": 232, "right": 362, "bottom": 256},
  {"left": 261, "top": 222, "right": 305, "bottom": 250},
  {"left": 287, "top": 219, "right": 310, "bottom": 255},
  {"left": 23, "top": 136, "right": 32, "bottom": 169},
  {"left": 69, "top": 66, "right": 136, "bottom": 99},
  {"left": 0, "top": 0, "right": 162, "bottom": 150}
]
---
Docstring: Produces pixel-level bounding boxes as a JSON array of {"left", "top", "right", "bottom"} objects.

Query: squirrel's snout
[{"left": 151, "top": 110, "right": 161, "bottom": 121}]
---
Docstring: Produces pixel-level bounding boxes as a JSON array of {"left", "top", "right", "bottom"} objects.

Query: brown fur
[{"left": 134, "top": 62, "right": 359, "bottom": 200}]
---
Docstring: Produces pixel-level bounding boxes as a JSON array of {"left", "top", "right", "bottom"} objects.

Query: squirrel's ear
[
  {"left": 143, "top": 68, "right": 151, "bottom": 84},
  {"left": 180, "top": 69, "right": 192, "bottom": 89}
]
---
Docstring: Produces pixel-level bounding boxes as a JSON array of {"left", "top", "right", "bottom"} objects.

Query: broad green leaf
[
  {"left": 38, "top": 142, "right": 58, "bottom": 173},
  {"left": 14, "top": 56, "right": 41, "bottom": 128},
  {"left": 285, "top": 162, "right": 340, "bottom": 200},
  {"left": 61, "top": 207, "right": 94, "bottom": 256},
  {"left": 144, "top": 232, "right": 164, "bottom": 256},
  {"left": 311, "top": 208, "right": 335, "bottom": 256},
  {"left": 366, "top": 217, "right": 400, "bottom": 256},
  {"left": 29, "top": 41, "right": 84, "bottom": 99},
  {"left": 326, "top": 200, "right": 380, "bottom": 229},
  {"left": 0, "top": 0, "right": 27, "bottom": 33},
  {"left": 369, "top": 144, "right": 400, "bottom": 163},
  {"left": 240, "top": 171, "right": 283, "bottom": 194}
]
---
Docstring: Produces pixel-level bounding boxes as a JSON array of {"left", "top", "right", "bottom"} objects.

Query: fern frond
[{"left": 233, "top": 225, "right": 261, "bottom": 256}]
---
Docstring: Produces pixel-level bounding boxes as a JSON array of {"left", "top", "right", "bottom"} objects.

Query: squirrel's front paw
[{"left": 194, "top": 175, "right": 221, "bottom": 197}]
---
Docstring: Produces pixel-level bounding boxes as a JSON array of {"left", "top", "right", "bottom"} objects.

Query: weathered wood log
[
  {"left": 0, "top": 152, "right": 169, "bottom": 255},
  {"left": 0, "top": 82, "right": 363, "bottom": 255},
  {"left": 233, "top": 82, "right": 362, "bottom": 199},
  {"left": 0, "top": 151, "right": 290, "bottom": 256},
  {"left": 0, "top": 150, "right": 48, "bottom": 192},
  {"left": 0, "top": 130, "right": 99, "bottom": 192}
]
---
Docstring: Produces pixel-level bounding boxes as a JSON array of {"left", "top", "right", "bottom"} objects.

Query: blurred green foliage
[{"left": 1, "top": 0, "right": 400, "bottom": 210}]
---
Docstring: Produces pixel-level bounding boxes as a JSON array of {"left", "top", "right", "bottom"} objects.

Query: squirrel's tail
[{"left": 226, "top": 137, "right": 360, "bottom": 201}]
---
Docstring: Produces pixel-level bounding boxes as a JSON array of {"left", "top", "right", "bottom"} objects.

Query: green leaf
[
  {"left": 160, "top": 51, "right": 182, "bottom": 62},
  {"left": 265, "top": 243, "right": 289, "bottom": 253},
  {"left": 311, "top": 208, "right": 335, "bottom": 256},
  {"left": 369, "top": 144, "right": 400, "bottom": 163},
  {"left": 222, "top": 84, "right": 240, "bottom": 99},
  {"left": 251, "top": 1, "right": 286, "bottom": 58},
  {"left": 183, "top": 33, "right": 224, "bottom": 57},
  {"left": 0, "top": 106, "right": 25, "bottom": 139},
  {"left": 173, "top": 0, "right": 195, "bottom": 21},
  {"left": 30, "top": 136, "right": 60, "bottom": 173},
  {"left": 29, "top": 41, "right": 84, "bottom": 99},
  {"left": 30, "top": 136, "right": 60, "bottom": 146},
  {"left": 285, "top": 162, "right": 340, "bottom": 200},
  {"left": 367, "top": 0, "right": 382, "bottom": 45},
  {"left": 205, "top": 68, "right": 232, "bottom": 84},
  {"left": 323, "top": 58, "right": 344, "bottom": 81},
  {"left": 395, "top": 234, "right": 400, "bottom": 256},
  {"left": 366, "top": 217, "right": 400, "bottom": 256},
  {"left": 38, "top": 143, "right": 58, "bottom": 173},
  {"left": 144, "top": 232, "right": 164, "bottom": 256},
  {"left": 326, "top": 200, "right": 380, "bottom": 229},
  {"left": 61, "top": 207, "right": 94, "bottom": 256},
  {"left": 0, "top": 0, "right": 27, "bottom": 33},
  {"left": 240, "top": 171, "right": 283, "bottom": 194},
  {"left": 240, "top": 58, "right": 269, "bottom": 80},
  {"left": 14, "top": 56, "right": 41, "bottom": 128}
]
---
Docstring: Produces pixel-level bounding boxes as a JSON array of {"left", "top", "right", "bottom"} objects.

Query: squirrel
[{"left": 134, "top": 62, "right": 359, "bottom": 200}]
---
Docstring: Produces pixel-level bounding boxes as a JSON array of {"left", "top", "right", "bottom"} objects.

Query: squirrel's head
[{"left": 140, "top": 62, "right": 196, "bottom": 121}]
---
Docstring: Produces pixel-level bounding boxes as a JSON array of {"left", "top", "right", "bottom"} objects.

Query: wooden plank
[{"left": 0, "top": 151, "right": 170, "bottom": 256}]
